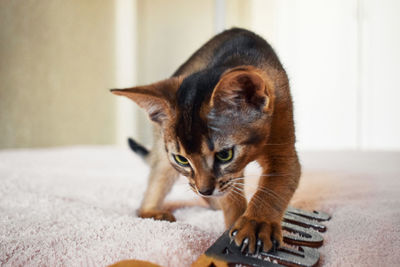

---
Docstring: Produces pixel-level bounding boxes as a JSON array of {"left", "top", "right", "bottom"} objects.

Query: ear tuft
[
  {"left": 110, "top": 77, "right": 181, "bottom": 124},
  {"left": 110, "top": 89, "right": 132, "bottom": 97}
]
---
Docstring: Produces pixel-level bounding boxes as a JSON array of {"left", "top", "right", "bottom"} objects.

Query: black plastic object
[{"left": 202, "top": 206, "right": 331, "bottom": 267}]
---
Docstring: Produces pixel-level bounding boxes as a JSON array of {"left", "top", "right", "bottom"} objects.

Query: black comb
[{"left": 193, "top": 207, "right": 331, "bottom": 267}]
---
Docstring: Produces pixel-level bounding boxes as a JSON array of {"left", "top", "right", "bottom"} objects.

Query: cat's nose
[{"left": 198, "top": 187, "right": 214, "bottom": 196}]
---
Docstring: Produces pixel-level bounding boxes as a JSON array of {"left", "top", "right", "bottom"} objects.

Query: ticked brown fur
[{"left": 111, "top": 28, "right": 300, "bottom": 254}]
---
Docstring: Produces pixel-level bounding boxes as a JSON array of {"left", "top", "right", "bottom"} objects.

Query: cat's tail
[{"left": 127, "top": 137, "right": 150, "bottom": 159}]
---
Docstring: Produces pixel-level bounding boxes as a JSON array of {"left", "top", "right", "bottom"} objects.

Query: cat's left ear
[
  {"left": 210, "top": 66, "right": 273, "bottom": 113},
  {"left": 110, "top": 77, "right": 181, "bottom": 125}
]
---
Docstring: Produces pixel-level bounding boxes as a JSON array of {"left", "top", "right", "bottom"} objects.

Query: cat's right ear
[
  {"left": 210, "top": 66, "right": 273, "bottom": 114},
  {"left": 110, "top": 77, "right": 181, "bottom": 125}
]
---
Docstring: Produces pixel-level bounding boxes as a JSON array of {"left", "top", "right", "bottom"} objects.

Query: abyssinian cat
[{"left": 111, "top": 28, "right": 300, "bottom": 254}]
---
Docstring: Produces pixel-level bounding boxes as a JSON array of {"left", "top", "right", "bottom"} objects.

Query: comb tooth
[
  {"left": 282, "top": 221, "right": 324, "bottom": 248},
  {"left": 286, "top": 206, "right": 331, "bottom": 222},
  {"left": 283, "top": 212, "right": 327, "bottom": 232}
]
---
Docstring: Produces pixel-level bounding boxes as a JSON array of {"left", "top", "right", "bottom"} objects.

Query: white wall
[
  {"left": 360, "top": 0, "right": 400, "bottom": 150},
  {"left": 246, "top": 0, "right": 400, "bottom": 150},
  {"left": 263, "top": 0, "right": 359, "bottom": 150}
]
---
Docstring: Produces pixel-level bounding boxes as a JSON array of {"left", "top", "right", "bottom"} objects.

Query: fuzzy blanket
[{"left": 0, "top": 147, "right": 399, "bottom": 266}]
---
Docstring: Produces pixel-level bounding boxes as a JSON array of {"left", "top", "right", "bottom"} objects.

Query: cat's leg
[
  {"left": 202, "top": 197, "right": 221, "bottom": 210},
  {"left": 219, "top": 181, "right": 247, "bottom": 228},
  {"left": 229, "top": 155, "right": 300, "bottom": 254},
  {"left": 138, "top": 157, "right": 179, "bottom": 222}
]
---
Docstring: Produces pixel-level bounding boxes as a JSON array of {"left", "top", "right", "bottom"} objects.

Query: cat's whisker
[
  {"left": 185, "top": 182, "right": 201, "bottom": 195},
  {"left": 251, "top": 194, "right": 270, "bottom": 209},
  {"left": 230, "top": 186, "right": 244, "bottom": 199},
  {"left": 230, "top": 184, "right": 244, "bottom": 195},
  {"left": 228, "top": 173, "right": 293, "bottom": 184},
  {"left": 231, "top": 184, "right": 270, "bottom": 208},
  {"left": 231, "top": 181, "right": 287, "bottom": 206},
  {"left": 219, "top": 184, "right": 229, "bottom": 192},
  {"left": 187, "top": 185, "right": 195, "bottom": 192},
  {"left": 225, "top": 180, "right": 241, "bottom": 195},
  {"left": 186, "top": 188, "right": 194, "bottom": 193},
  {"left": 253, "top": 187, "right": 287, "bottom": 205},
  {"left": 229, "top": 177, "right": 245, "bottom": 182},
  {"left": 244, "top": 173, "right": 293, "bottom": 178},
  {"left": 173, "top": 181, "right": 197, "bottom": 194},
  {"left": 228, "top": 187, "right": 242, "bottom": 203},
  {"left": 227, "top": 174, "right": 291, "bottom": 206}
]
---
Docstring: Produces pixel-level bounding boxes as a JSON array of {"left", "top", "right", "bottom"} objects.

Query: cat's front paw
[
  {"left": 229, "top": 215, "right": 282, "bottom": 254},
  {"left": 138, "top": 210, "right": 176, "bottom": 222}
]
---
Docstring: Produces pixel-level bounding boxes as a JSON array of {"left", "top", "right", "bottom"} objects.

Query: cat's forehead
[
  {"left": 174, "top": 70, "right": 223, "bottom": 154},
  {"left": 167, "top": 134, "right": 230, "bottom": 156}
]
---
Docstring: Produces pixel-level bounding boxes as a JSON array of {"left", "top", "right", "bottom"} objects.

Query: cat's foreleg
[
  {"left": 138, "top": 159, "right": 179, "bottom": 222},
  {"left": 202, "top": 197, "right": 221, "bottom": 210},
  {"left": 219, "top": 180, "right": 247, "bottom": 228},
  {"left": 229, "top": 155, "right": 300, "bottom": 254}
]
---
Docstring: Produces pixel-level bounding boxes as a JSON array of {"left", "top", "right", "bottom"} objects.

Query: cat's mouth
[
  {"left": 189, "top": 178, "right": 238, "bottom": 198},
  {"left": 189, "top": 183, "right": 230, "bottom": 198},
  {"left": 206, "top": 189, "right": 226, "bottom": 198}
]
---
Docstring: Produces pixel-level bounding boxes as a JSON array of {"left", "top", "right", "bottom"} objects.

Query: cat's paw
[
  {"left": 138, "top": 210, "right": 176, "bottom": 222},
  {"left": 229, "top": 216, "right": 282, "bottom": 254}
]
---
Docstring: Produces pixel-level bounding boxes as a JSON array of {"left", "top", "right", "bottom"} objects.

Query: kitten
[{"left": 111, "top": 28, "right": 300, "bottom": 254}]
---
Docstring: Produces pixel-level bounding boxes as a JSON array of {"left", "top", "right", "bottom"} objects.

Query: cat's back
[{"left": 174, "top": 28, "right": 283, "bottom": 77}]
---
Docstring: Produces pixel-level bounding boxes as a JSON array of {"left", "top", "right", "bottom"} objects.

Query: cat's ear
[
  {"left": 210, "top": 66, "right": 272, "bottom": 112},
  {"left": 110, "top": 77, "right": 181, "bottom": 124}
]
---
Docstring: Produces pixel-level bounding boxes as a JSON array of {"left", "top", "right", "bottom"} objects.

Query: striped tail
[{"left": 127, "top": 137, "right": 149, "bottom": 158}]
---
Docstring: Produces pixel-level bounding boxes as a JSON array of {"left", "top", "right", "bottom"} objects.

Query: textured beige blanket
[{"left": 1, "top": 147, "right": 399, "bottom": 266}]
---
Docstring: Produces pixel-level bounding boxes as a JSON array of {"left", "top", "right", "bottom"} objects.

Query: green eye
[
  {"left": 215, "top": 148, "right": 234, "bottom": 163},
  {"left": 174, "top": 154, "right": 190, "bottom": 166}
]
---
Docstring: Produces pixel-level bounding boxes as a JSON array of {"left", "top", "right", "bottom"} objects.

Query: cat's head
[{"left": 111, "top": 66, "right": 274, "bottom": 197}]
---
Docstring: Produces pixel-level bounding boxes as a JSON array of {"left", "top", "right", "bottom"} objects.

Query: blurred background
[{"left": 1, "top": 0, "right": 399, "bottom": 151}]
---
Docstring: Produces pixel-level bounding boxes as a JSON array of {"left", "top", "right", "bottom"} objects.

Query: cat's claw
[
  {"left": 229, "top": 216, "right": 282, "bottom": 255},
  {"left": 255, "top": 239, "right": 263, "bottom": 255},
  {"left": 228, "top": 230, "right": 236, "bottom": 247},
  {"left": 270, "top": 239, "right": 280, "bottom": 253},
  {"left": 240, "top": 238, "right": 249, "bottom": 253},
  {"left": 231, "top": 230, "right": 238, "bottom": 237}
]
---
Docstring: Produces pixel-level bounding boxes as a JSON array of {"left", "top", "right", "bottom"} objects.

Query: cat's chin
[{"left": 210, "top": 190, "right": 228, "bottom": 198}]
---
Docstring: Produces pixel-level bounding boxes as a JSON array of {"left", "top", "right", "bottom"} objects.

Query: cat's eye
[
  {"left": 174, "top": 154, "right": 190, "bottom": 166},
  {"left": 215, "top": 148, "right": 234, "bottom": 163}
]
